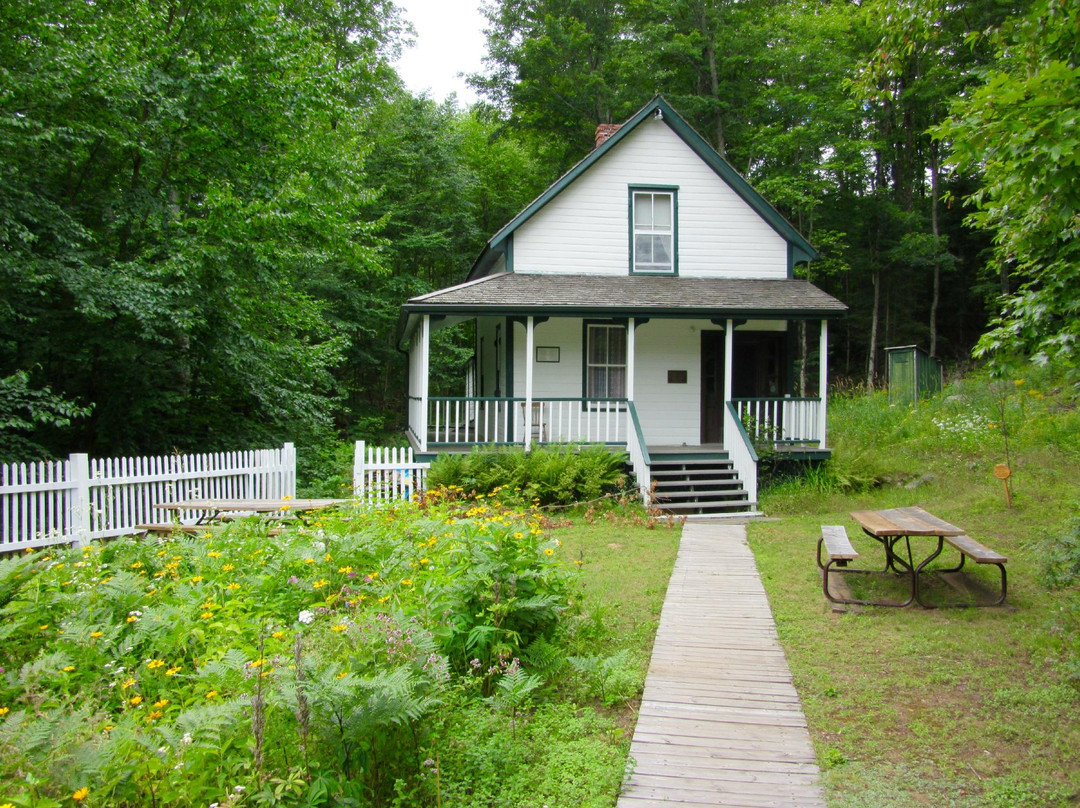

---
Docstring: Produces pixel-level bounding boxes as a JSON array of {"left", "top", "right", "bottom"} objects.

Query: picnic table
[
  {"left": 818, "top": 506, "right": 1007, "bottom": 608},
  {"left": 154, "top": 498, "right": 350, "bottom": 526}
]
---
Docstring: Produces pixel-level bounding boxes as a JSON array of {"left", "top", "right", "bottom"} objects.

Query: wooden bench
[
  {"left": 135, "top": 524, "right": 283, "bottom": 537},
  {"left": 817, "top": 525, "right": 914, "bottom": 606},
  {"left": 922, "top": 534, "right": 1008, "bottom": 607}
]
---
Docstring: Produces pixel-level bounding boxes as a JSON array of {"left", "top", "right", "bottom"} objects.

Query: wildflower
[
  {"left": 202, "top": 532, "right": 212, "bottom": 539},
  {"left": 226, "top": 583, "right": 240, "bottom": 591},
  {"left": 126, "top": 615, "right": 138, "bottom": 623},
  {"left": 0, "top": 707, "right": 9, "bottom": 716},
  {"left": 401, "top": 579, "right": 413, "bottom": 586},
  {"left": 312, "top": 579, "right": 328, "bottom": 589},
  {"left": 298, "top": 610, "right": 315, "bottom": 624},
  {"left": 304, "top": 558, "right": 316, "bottom": 564},
  {"left": 122, "top": 678, "right": 136, "bottom": 689},
  {"left": 324, "top": 553, "right": 332, "bottom": 562},
  {"left": 337, "top": 566, "right": 353, "bottom": 574},
  {"left": 420, "top": 558, "right": 430, "bottom": 565},
  {"left": 205, "top": 690, "right": 218, "bottom": 699},
  {"left": 207, "top": 551, "right": 222, "bottom": 558},
  {"left": 514, "top": 532, "right": 523, "bottom": 539},
  {"left": 247, "top": 659, "right": 266, "bottom": 668},
  {"left": 131, "top": 561, "right": 143, "bottom": 569},
  {"left": 222, "top": 564, "right": 235, "bottom": 572},
  {"left": 190, "top": 576, "right": 203, "bottom": 583},
  {"left": 544, "top": 548, "right": 555, "bottom": 556},
  {"left": 72, "top": 787, "right": 90, "bottom": 801},
  {"left": 145, "top": 710, "right": 163, "bottom": 722},
  {"left": 331, "top": 624, "right": 347, "bottom": 632},
  {"left": 39, "top": 624, "right": 49, "bottom": 631},
  {"left": 147, "top": 659, "right": 165, "bottom": 670},
  {"left": 62, "top": 665, "right": 76, "bottom": 672},
  {"left": 129, "top": 695, "right": 143, "bottom": 706},
  {"left": 201, "top": 611, "right": 214, "bottom": 619},
  {"left": 90, "top": 631, "right": 103, "bottom": 638},
  {"left": 271, "top": 630, "right": 286, "bottom": 640},
  {"left": 154, "top": 698, "right": 169, "bottom": 708},
  {"left": 165, "top": 666, "right": 181, "bottom": 676},
  {"left": 336, "top": 671, "right": 348, "bottom": 679}
]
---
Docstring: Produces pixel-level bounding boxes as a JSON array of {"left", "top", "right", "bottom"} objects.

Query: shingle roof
[{"left": 406, "top": 273, "right": 846, "bottom": 316}]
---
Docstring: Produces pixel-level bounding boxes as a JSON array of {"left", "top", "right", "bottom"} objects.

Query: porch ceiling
[{"left": 400, "top": 273, "right": 847, "bottom": 344}]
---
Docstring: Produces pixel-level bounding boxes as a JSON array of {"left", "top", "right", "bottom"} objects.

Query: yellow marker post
[{"left": 994, "top": 463, "right": 1012, "bottom": 508}]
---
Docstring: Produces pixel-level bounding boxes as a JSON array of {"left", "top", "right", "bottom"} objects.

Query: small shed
[{"left": 885, "top": 345, "right": 942, "bottom": 404}]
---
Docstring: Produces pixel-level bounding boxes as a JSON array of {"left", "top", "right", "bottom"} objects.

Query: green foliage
[
  {"left": 1039, "top": 513, "right": 1080, "bottom": 591},
  {"left": 567, "top": 649, "right": 642, "bottom": 706},
  {"left": 426, "top": 444, "right": 628, "bottom": 505},
  {"left": 0, "top": 372, "right": 92, "bottom": 461},
  {"left": 936, "top": 0, "right": 1080, "bottom": 375}
]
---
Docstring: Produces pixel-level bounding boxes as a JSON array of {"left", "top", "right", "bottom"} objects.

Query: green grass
[{"left": 751, "top": 366, "right": 1080, "bottom": 808}]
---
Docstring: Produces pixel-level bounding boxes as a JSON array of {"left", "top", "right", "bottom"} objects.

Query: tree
[{"left": 936, "top": 0, "right": 1080, "bottom": 374}]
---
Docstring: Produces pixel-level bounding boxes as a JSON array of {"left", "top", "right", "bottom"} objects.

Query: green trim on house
[{"left": 465, "top": 97, "right": 816, "bottom": 282}]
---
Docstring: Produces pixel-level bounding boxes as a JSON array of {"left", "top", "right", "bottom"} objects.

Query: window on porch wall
[{"left": 586, "top": 324, "right": 626, "bottom": 398}]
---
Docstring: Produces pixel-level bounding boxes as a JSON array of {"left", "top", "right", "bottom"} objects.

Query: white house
[{"left": 398, "top": 97, "right": 846, "bottom": 514}]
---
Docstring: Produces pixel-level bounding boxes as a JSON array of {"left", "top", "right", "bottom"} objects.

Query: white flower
[
  {"left": 234, "top": 786, "right": 246, "bottom": 793},
  {"left": 298, "top": 610, "right": 315, "bottom": 624},
  {"left": 181, "top": 733, "right": 193, "bottom": 745}
]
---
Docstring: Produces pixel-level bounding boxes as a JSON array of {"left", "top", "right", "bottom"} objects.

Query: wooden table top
[
  {"left": 849, "top": 505, "right": 965, "bottom": 538},
  {"left": 158, "top": 498, "right": 349, "bottom": 513}
]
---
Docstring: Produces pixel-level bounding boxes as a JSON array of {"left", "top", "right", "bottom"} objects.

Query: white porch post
[
  {"left": 626, "top": 317, "right": 636, "bottom": 401},
  {"left": 724, "top": 319, "right": 734, "bottom": 405},
  {"left": 418, "top": 315, "right": 430, "bottom": 452},
  {"left": 524, "top": 315, "right": 535, "bottom": 450},
  {"left": 818, "top": 319, "right": 828, "bottom": 449}
]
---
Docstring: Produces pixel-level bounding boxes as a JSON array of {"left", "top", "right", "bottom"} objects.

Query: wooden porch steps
[{"left": 649, "top": 452, "right": 754, "bottom": 516}]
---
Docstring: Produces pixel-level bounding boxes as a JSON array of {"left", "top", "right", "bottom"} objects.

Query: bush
[{"left": 426, "top": 444, "right": 629, "bottom": 505}]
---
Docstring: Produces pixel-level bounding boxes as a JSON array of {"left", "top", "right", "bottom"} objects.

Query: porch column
[
  {"left": 524, "top": 315, "right": 535, "bottom": 450},
  {"left": 418, "top": 314, "right": 430, "bottom": 452},
  {"left": 626, "top": 317, "right": 636, "bottom": 400},
  {"left": 724, "top": 319, "right": 734, "bottom": 405},
  {"left": 818, "top": 319, "right": 828, "bottom": 449}
]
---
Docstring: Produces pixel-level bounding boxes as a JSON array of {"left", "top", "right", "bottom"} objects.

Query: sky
[{"left": 393, "top": 0, "right": 488, "bottom": 105}]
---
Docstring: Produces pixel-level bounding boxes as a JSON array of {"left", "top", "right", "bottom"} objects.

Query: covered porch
[{"left": 399, "top": 274, "right": 846, "bottom": 512}]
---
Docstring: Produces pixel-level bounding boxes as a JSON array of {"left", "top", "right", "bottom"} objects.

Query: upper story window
[{"left": 630, "top": 187, "right": 677, "bottom": 274}]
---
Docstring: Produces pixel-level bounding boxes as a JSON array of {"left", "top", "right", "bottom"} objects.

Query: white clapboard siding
[
  {"left": 513, "top": 116, "right": 788, "bottom": 279},
  {"left": 0, "top": 443, "right": 296, "bottom": 552},
  {"left": 353, "top": 441, "right": 430, "bottom": 504}
]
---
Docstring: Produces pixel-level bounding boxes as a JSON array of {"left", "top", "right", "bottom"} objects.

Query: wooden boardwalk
[{"left": 618, "top": 522, "right": 827, "bottom": 808}]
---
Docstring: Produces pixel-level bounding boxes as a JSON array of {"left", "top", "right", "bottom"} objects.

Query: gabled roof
[
  {"left": 399, "top": 273, "right": 846, "bottom": 346},
  {"left": 467, "top": 96, "right": 818, "bottom": 281}
]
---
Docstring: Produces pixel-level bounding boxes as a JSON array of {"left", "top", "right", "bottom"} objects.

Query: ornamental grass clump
[{"left": 0, "top": 492, "right": 586, "bottom": 807}]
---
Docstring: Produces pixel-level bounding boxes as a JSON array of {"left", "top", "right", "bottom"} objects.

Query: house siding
[{"left": 512, "top": 117, "right": 788, "bottom": 279}]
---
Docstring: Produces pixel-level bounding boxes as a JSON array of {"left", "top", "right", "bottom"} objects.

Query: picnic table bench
[{"left": 818, "top": 507, "right": 1008, "bottom": 608}]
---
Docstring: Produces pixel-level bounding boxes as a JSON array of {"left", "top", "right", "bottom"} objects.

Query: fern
[{"left": 522, "top": 637, "right": 566, "bottom": 678}]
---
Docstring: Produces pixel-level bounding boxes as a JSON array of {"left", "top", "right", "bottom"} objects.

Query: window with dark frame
[
  {"left": 631, "top": 189, "right": 675, "bottom": 273},
  {"left": 585, "top": 323, "right": 627, "bottom": 399}
]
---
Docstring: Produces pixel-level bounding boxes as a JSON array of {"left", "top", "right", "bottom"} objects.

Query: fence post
[
  {"left": 352, "top": 440, "right": 366, "bottom": 499},
  {"left": 68, "top": 453, "right": 91, "bottom": 547},
  {"left": 281, "top": 442, "right": 296, "bottom": 498}
]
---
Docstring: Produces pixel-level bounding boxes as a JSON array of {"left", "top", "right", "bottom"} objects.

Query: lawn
[{"left": 751, "top": 369, "right": 1080, "bottom": 808}]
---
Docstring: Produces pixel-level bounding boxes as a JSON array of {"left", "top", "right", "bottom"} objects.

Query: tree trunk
[
  {"left": 929, "top": 145, "right": 941, "bottom": 357},
  {"left": 867, "top": 267, "right": 880, "bottom": 390}
]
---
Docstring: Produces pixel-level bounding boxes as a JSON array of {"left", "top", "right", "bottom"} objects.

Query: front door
[{"left": 701, "top": 331, "right": 725, "bottom": 443}]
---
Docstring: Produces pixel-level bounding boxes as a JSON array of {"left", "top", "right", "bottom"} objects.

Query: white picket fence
[
  {"left": 0, "top": 444, "right": 296, "bottom": 552},
  {"left": 352, "top": 441, "right": 429, "bottom": 504}
]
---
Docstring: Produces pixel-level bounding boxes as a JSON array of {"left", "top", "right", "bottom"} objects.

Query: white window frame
[
  {"left": 630, "top": 187, "right": 677, "bottom": 274},
  {"left": 584, "top": 322, "right": 627, "bottom": 400}
]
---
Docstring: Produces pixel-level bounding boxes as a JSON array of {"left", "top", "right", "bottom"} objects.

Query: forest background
[{"left": 2, "top": 0, "right": 1076, "bottom": 462}]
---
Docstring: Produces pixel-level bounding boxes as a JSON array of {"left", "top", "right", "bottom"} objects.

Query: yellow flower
[
  {"left": 126, "top": 615, "right": 138, "bottom": 623},
  {"left": 122, "top": 678, "right": 136, "bottom": 689},
  {"left": 129, "top": 695, "right": 143, "bottom": 706},
  {"left": 0, "top": 706, "right": 9, "bottom": 716},
  {"left": 153, "top": 698, "right": 169, "bottom": 708},
  {"left": 201, "top": 611, "right": 213, "bottom": 619},
  {"left": 205, "top": 690, "right": 218, "bottom": 699},
  {"left": 312, "top": 579, "right": 328, "bottom": 589},
  {"left": 401, "top": 578, "right": 413, "bottom": 586},
  {"left": 336, "top": 671, "right": 348, "bottom": 679},
  {"left": 420, "top": 558, "right": 430, "bottom": 565},
  {"left": 62, "top": 665, "right": 76, "bottom": 672},
  {"left": 279, "top": 504, "right": 291, "bottom": 512},
  {"left": 73, "top": 787, "right": 90, "bottom": 801},
  {"left": 190, "top": 576, "right": 203, "bottom": 583},
  {"left": 304, "top": 558, "right": 316, "bottom": 565},
  {"left": 324, "top": 553, "right": 332, "bottom": 562},
  {"left": 337, "top": 566, "right": 353, "bottom": 574},
  {"left": 165, "top": 666, "right": 181, "bottom": 676},
  {"left": 90, "top": 631, "right": 103, "bottom": 638},
  {"left": 514, "top": 532, "right": 523, "bottom": 539},
  {"left": 146, "top": 659, "right": 165, "bottom": 669},
  {"left": 39, "top": 624, "right": 49, "bottom": 631},
  {"left": 130, "top": 561, "right": 143, "bottom": 569},
  {"left": 226, "top": 583, "right": 240, "bottom": 591},
  {"left": 202, "top": 532, "right": 212, "bottom": 539},
  {"left": 331, "top": 624, "right": 347, "bottom": 632},
  {"left": 544, "top": 548, "right": 554, "bottom": 556},
  {"left": 271, "top": 630, "right": 286, "bottom": 640},
  {"left": 145, "top": 710, "right": 163, "bottom": 722},
  {"left": 207, "top": 551, "right": 222, "bottom": 558},
  {"left": 1014, "top": 378, "right": 1025, "bottom": 386},
  {"left": 248, "top": 658, "right": 266, "bottom": 668},
  {"left": 222, "top": 564, "right": 235, "bottom": 572}
]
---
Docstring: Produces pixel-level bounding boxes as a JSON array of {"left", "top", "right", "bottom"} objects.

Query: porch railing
[
  {"left": 426, "top": 397, "right": 630, "bottom": 447},
  {"left": 732, "top": 397, "right": 823, "bottom": 447},
  {"left": 725, "top": 402, "right": 759, "bottom": 505}
]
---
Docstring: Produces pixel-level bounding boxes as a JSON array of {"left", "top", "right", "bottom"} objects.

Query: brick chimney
[{"left": 594, "top": 123, "right": 621, "bottom": 149}]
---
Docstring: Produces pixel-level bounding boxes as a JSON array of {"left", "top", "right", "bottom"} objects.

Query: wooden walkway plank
[{"left": 617, "top": 522, "right": 827, "bottom": 808}]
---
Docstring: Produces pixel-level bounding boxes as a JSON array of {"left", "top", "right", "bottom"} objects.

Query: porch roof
[{"left": 400, "top": 273, "right": 846, "bottom": 344}]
